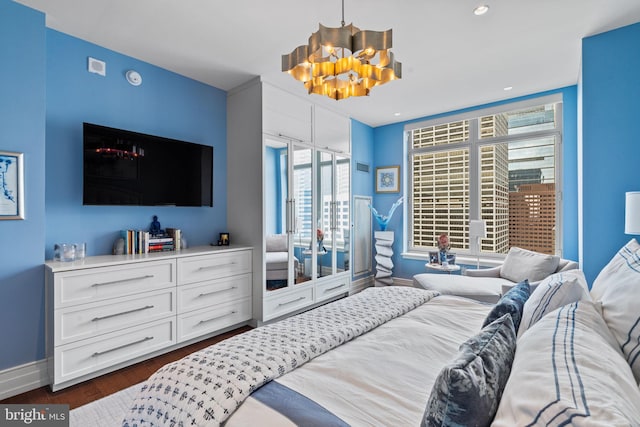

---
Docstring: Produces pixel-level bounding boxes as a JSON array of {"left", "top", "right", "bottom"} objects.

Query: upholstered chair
[{"left": 413, "top": 247, "right": 578, "bottom": 303}]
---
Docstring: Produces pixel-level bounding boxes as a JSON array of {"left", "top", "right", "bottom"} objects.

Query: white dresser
[{"left": 45, "top": 245, "right": 252, "bottom": 391}]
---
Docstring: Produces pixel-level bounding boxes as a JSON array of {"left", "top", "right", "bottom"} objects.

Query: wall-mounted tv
[{"left": 83, "top": 123, "right": 213, "bottom": 207}]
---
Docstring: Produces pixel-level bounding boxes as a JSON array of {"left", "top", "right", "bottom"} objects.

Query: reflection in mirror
[
  {"left": 293, "top": 145, "right": 313, "bottom": 282},
  {"left": 336, "top": 155, "right": 350, "bottom": 272},
  {"left": 317, "top": 151, "right": 333, "bottom": 277},
  {"left": 264, "top": 138, "right": 291, "bottom": 291}
]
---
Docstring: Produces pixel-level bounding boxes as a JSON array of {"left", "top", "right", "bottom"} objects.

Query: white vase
[{"left": 374, "top": 231, "right": 394, "bottom": 286}]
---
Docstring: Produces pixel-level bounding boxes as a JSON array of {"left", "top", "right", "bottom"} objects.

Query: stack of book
[
  {"left": 119, "top": 227, "right": 181, "bottom": 254},
  {"left": 148, "top": 235, "right": 174, "bottom": 252}
]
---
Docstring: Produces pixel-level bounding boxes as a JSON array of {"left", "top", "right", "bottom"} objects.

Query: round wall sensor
[{"left": 126, "top": 70, "right": 142, "bottom": 86}]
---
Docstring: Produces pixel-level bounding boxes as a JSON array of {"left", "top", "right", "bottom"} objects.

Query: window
[{"left": 406, "top": 96, "right": 562, "bottom": 258}]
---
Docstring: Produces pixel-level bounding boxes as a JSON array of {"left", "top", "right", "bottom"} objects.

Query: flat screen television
[{"left": 83, "top": 123, "right": 213, "bottom": 207}]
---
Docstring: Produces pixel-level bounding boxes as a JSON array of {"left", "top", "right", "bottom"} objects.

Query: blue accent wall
[
  {"left": 581, "top": 23, "right": 640, "bottom": 283},
  {"left": 45, "top": 30, "right": 227, "bottom": 258},
  {"left": 351, "top": 119, "right": 375, "bottom": 280},
  {"left": 370, "top": 87, "right": 579, "bottom": 280},
  {"left": 0, "top": 0, "right": 47, "bottom": 370}
]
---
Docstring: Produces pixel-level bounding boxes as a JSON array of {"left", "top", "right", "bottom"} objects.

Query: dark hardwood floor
[{"left": 0, "top": 325, "right": 251, "bottom": 410}]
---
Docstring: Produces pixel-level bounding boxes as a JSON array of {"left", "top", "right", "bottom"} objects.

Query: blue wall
[
  {"left": 0, "top": 0, "right": 47, "bottom": 370},
  {"left": 581, "top": 23, "right": 640, "bottom": 283},
  {"left": 351, "top": 119, "right": 375, "bottom": 280},
  {"left": 369, "top": 87, "right": 580, "bottom": 280},
  {"left": 45, "top": 30, "right": 227, "bottom": 258},
  {"left": 0, "top": 0, "right": 229, "bottom": 372}
]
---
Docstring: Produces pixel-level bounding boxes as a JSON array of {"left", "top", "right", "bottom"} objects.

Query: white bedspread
[
  {"left": 226, "top": 295, "right": 492, "bottom": 427},
  {"left": 122, "top": 286, "right": 440, "bottom": 427}
]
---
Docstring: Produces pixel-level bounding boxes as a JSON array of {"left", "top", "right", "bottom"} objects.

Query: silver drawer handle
[
  {"left": 197, "top": 262, "right": 237, "bottom": 271},
  {"left": 325, "top": 284, "right": 345, "bottom": 293},
  {"left": 91, "top": 336, "right": 153, "bottom": 357},
  {"left": 278, "top": 296, "right": 306, "bottom": 307},
  {"left": 92, "top": 275, "right": 155, "bottom": 287},
  {"left": 92, "top": 305, "right": 155, "bottom": 322},
  {"left": 198, "top": 287, "right": 237, "bottom": 298},
  {"left": 197, "top": 311, "right": 237, "bottom": 325}
]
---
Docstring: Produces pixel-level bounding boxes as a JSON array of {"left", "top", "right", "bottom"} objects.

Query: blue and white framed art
[
  {"left": 0, "top": 150, "right": 25, "bottom": 220},
  {"left": 375, "top": 165, "right": 400, "bottom": 193}
]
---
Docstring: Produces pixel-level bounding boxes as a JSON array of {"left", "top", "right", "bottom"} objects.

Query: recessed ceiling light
[
  {"left": 393, "top": 112, "right": 401, "bottom": 117},
  {"left": 474, "top": 5, "right": 489, "bottom": 15},
  {"left": 503, "top": 86, "right": 513, "bottom": 91}
]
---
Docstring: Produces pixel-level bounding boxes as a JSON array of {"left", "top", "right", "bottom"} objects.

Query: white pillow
[
  {"left": 492, "top": 300, "right": 640, "bottom": 426},
  {"left": 518, "top": 269, "right": 590, "bottom": 337},
  {"left": 500, "top": 247, "right": 560, "bottom": 283},
  {"left": 265, "top": 234, "right": 288, "bottom": 252},
  {"left": 589, "top": 238, "right": 640, "bottom": 383},
  {"left": 590, "top": 238, "right": 640, "bottom": 301}
]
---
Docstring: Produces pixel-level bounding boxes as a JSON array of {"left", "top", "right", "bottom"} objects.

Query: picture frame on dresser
[{"left": 0, "top": 150, "right": 25, "bottom": 220}]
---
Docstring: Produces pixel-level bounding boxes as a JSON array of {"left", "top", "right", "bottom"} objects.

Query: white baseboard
[{"left": 0, "top": 359, "right": 49, "bottom": 400}]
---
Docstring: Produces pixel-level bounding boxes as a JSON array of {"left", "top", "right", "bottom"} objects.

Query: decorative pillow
[
  {"left": 482, "top": 280, "right": 530, "bottom": 331},
  {"left": 422, "top": 314, "right": 516, "bottom": 427},
  {"left": 590, "top": 238, "right": 640, "bottom": 301},
  {"left": 492, "top": 301, "right": 640, "bottom": 426},
  {"left": 518, "top": 269, "right": 590, "bottom": 337},
  {"left": 588, "top": 238, "right": 640, "bottom": 383},
  {"left": 500, "top": 247, "right": 560, "bottom": 283}
]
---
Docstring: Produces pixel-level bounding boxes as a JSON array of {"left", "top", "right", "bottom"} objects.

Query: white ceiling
[{"left": 14, "top": 0, "right": 640, "bottom": 127}]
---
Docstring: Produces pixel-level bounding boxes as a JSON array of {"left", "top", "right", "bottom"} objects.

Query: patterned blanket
[{"left": 122, "top": 286, "right": 437, "bottom": 427}]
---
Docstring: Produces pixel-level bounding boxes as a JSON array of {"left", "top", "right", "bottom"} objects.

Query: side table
[{"left": 425, "top": 263, "right": 461, "bottom": 274}]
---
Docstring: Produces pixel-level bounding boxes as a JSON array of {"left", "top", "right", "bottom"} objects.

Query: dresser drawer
[
  {"left": 177, "top": 250, "right": 251, "bottom": 285},
  {"left": 56, "top": 289, "right": 176, "bottom": 346},
  {"left": 178, "top": 273, "right": 251, "bottom": 313},
  {"left": 263, "top": 286, "right": 314, "bottom": 321},
  {"left": 53, "top": 318, "right": 176, "bottom": 386},
  {"left": 316, "top": 278, "right": 349, "bottom": 303},
  {"left": 177, "top": 297, "right": 251, "bottom": 343},
  {"left": 53, "top": 260, "right": 176, "bottom": 308}
]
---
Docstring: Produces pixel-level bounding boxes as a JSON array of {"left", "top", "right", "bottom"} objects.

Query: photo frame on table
[
  {"left": 0, "top": 151, "right": 24, "bottom": 220},
  {"left": 375, "top": 165, "right": 400, "bottom": 193},
  {"left": 219, "top": 232, "right": 230, "bottom": 246}
]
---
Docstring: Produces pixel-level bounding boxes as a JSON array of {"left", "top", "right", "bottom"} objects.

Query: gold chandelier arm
[
  {"left": 308, "top": 23, "right": 358, "bottom": 62},
  {"left": 352, "top": 28, "right": 394, "bottom": 55},
  {"left": 282, "top": 45, "right": 310, "bottom": 72}
]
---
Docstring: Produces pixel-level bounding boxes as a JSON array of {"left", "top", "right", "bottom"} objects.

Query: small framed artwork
[
  {"left": 0, "top": 151, "right": 24, "bottom": 220},
  {"left": 219, "top": 232, "right": 230, "bottom": 246},
  {"left": 375, "top": 165, "right": 400, "bottom": 193}
]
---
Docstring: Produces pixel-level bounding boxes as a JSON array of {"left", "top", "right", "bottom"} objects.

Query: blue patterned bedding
[{"left": 122, "top": 287, "right": 439, "bottom": 426}]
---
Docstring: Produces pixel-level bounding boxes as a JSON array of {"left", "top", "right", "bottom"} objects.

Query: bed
[{"left": 121, "top": 239, "right": 640, "bottom": 427}]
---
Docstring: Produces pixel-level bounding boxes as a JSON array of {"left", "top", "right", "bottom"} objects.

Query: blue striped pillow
[{"left": 590, "top": 239, "right": 640, "bottom": 383}]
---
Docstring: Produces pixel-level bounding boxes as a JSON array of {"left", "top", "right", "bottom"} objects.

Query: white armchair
[{"left": 413, "top": 247, "right": 578, "bottom": 303}]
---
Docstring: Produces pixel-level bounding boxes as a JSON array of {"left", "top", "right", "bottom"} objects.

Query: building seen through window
[{"left": 407, "top": 98, "right": 561, "bottom": 257}]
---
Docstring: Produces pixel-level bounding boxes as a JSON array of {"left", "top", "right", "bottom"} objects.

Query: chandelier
[{"left": 281, "top": 0, "right": 402, "bottom": 100}]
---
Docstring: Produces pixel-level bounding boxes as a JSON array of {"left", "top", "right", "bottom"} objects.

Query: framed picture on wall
[
  {"left": 0, "top": 150, "right": 24, "bottom": 220},
  {"left": 375, "top": 165, "right": 400, "bottom": 193}
]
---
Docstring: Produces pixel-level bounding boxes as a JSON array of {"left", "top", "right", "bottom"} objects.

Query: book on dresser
[
  {"left": 166, "top": 227, "right": 181, "bottom": 250},
  {"left": 120, "top": 229, "right": 150, "bottom": 254}
]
